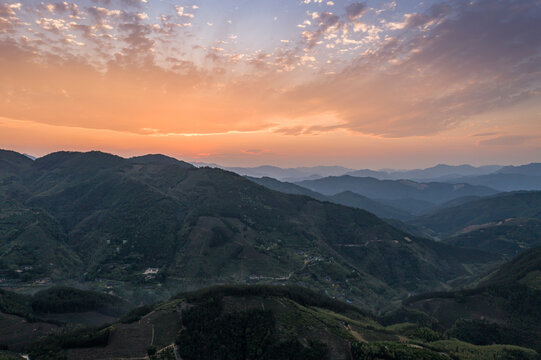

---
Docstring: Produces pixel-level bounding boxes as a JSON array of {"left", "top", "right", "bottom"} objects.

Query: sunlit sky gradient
[{"left": 1, "top": 0, "right": 540, "bottom": 168}]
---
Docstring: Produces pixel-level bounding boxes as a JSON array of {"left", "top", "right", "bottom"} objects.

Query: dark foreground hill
[
  {"left": 13, "top": 285, "right": 538, "bottom": 360},
  {"left": 0, "top": 286, "right": 131, "bottom": 352},
  {"left": 0, "top": 149, "right": 501, "bottom": 310}
]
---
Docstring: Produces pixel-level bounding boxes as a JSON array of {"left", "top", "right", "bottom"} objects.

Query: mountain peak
[{"left": 129, "top": 154, "right": 193, "bottom": 167}]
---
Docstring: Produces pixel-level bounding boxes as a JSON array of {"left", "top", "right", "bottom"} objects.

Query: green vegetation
[
  {"left": 31, "top": 286, "right": 128, "bottom": 316},
  {"left": 444, "top": 218, "right": 541, "bottom": 258},
  {"left": 412, "top": 191, "right": 541, "bottom": 236},
  {"left": 177, "top": 299, "right": 322, "bottom": 360},
  {"left": 1, "top": 283, "right": 540, "bottom": 359},
  {"left": 247, "top": 176, "right": 412, "bottom": 220},
  {"left": 176, "top": 284, "right": 369, "bottom": 319},
  {"left": 0, "top": 149, "right": 501, "bottom": 311},
  {"left": 0, "top": 286, "right": 130, "bottom": 325},
  {"left": 120, "top": 304, "right": 154, "bottom": 323},
  {"left": 351, "top": 341, "right": 448, "bottom": 360},
  {"left": 296, "top": 175, "right": 497, "bottom": 203},
  {"left": 483, "top": 246, "right": 541, "bottom": 286},
  {"left": 28, "top": 326, "right": 112, "bottom": 359},
  {"left": 2, "top": 150, "right": 541, "bottom": 359},
  {"left": 402, "top": 246, "right": 541, "bottom": 353},
  {"left": 0, "top": 288, "right": 33, "bottom": 319},
  {"left": 427, "top": 340, "right": 539, "bottom": 360}
]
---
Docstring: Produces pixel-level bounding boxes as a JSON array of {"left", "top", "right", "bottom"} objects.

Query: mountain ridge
[{"left": 0, "top": 149, "right": 501, "bottom": 310}]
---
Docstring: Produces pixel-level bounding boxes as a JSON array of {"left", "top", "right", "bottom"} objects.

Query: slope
[
  {"left": 412, "top": 191, "right": 541, "bottom": 237},
  {"left": 449, "top": 173, "right": 541, "bottom": 192},
  {"left": 247, "top": 176, "right": 412, "bottom": 220},
  {"left": 0, "top": 150, "right": 501, "bottom": 311},
  {"left": 444, "top": 218, "right": 541, "bottom": 258},
  {"left": 296, "top": 175, "right": 498, "bottom": 204},
  {"left": 401, "top": 246, "right": 541, "bottom": 353},
  {"left": 25, "top": 285, "right": 539, "bottom": 360}
]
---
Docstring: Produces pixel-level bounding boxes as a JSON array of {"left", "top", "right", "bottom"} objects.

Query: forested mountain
[
  {"left": 0, "top": 150, "right": 500, "bottom": 310},
  {"left": 400, "top": 246, "right": 541, "bottom": 355},
  {"left": 444, "top": 218, "right": 541, "bottom": 258},
  {"left": 441, "top": 162, "right": 541, "bottom": 191},
  {"left": 13, "top": 284, "right": 540, "bottom": 360},
  {"left": 346, "top": 164, "right": 502, "bottom": 181},
  {"left": 448, "top": 173, "right": 541, "bottom": 191},
  {"left": 199, "top": 164, "right": 353, "bottom": 182},
  {"left": 296, "top": 175, "right": 498, "bottom": 204},
  {"left": 411, "top": 191, "right": 541, "bottom": 237},
  {"left": 247, "top": 176, "right": 412, "bottom": 220}
]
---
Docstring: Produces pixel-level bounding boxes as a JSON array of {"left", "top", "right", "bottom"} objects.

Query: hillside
[
  {"left": 212, "top": 165, "right": 353, "bottom": 182},
  {"left": 22, "top": 285, "right": 539, "bottom": 360},
  {"left": 497, "top": 163, "right": 541, "bottom": 177},
  {"left": 444, "top": 218, "right": 541, "bottom": 258},
  {"left": 400, "top": 246, "right": 541, "bottom": 354},
  {"left": 0, "top": 286, "right": 131, "bottom": 352},
  {"left": 412, "top": 191, "right": 541, "bottom": 237},
  {"left": 347, "top": 164, "right": 502, "bottom": 181},
  {"left": 449, "top": 173, "right": 541, "bottom": 192},
  {"left": 247, "top": 176, "right": 412, "bottom": 220},
  {"left": 0, "top": 150, "right": 501, "bottom": 311},
  {"left": 245, "top": 176, "right": 329, "bottom": 201},
  {"left": 482, "top": 246, "right": 541, "bottom": 287},
  {"left": 328, "top": 191, "right": 412, "bottom": 220},
  {"left": 296, "top": 176, "right": 498, "bottom": 204}
]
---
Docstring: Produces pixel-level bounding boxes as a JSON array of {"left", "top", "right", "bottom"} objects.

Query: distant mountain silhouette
[
  {"left": 296, "top": 175, "right": 499, "bottom": 204},
  {"left": 347, "top": 164, "right": 502, "bottom": 181}
]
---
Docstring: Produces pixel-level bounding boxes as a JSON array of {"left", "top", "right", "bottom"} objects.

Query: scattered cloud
[
  {"left": 479, "top": 135, "right": 540, "bottom": 146},
  {"left": 0, "top": 0, "right": 540, "bottom": 141}
]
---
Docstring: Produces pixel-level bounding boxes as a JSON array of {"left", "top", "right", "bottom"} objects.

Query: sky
[{"left": 0, "top": 0, "right": 540, "bottom": 168}]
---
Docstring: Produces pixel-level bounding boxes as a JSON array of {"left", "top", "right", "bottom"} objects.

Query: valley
[{"left": 1, "top": 150, "right": 540, "bottom": 359}]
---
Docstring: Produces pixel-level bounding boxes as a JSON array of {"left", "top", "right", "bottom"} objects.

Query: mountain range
[
  {"left": 2, "top": 149, "right": 541, "bottom": 358},
  {"left": 0, "top": 149, "right": 502, "bottom": 311},
  {"left": 192, "top": 161, "right": 541, "bottom": 192},
  {"left": 295, "top": 175, "right": 498, "bottom": 204}
]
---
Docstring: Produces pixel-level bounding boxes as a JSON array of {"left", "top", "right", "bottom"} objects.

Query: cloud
[
  {"left": 0, "top": 0, "right": 540, "bottom": 141},
  {"left": 35, "top": 18, "right": 71, "bottom": 33},
  {"left": 0, "top": 2, "right": 21, "bottom": 33},
  {"left": 479, "top": 135, "right": 540, "bottom": 146},
  {"left": 44, "top": 2, "right": 81, "bottom": 18},
  {"left": 472, "top": 132, "right": 499, "bottom": 137},
  {"left": 345, "top": 2, "right": 367, "bottom": 21},
  {"left": 279, "top": 0, "right": 541, "bottom": 137},
  {"left": 0, "top": 2, "right": 20, "bottom": 17},
  {"left": 404, "top": 3, "right": 451, "bottom": 29},
  {"left": 302, "top": 11, "right": 341, "bottom": 48},
  {"left": 175, "top": 6, "right": 194, "bottom": 19}
]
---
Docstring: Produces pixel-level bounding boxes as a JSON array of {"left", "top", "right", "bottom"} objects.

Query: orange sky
[{"left": 1, "top": 0, "right": 540, "bottom": 167}]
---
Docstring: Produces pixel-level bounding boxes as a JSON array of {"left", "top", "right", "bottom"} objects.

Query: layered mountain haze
[
  {"left": 295, "top": 176, "right": 499, "bottom": 214},
  {"left": 0, "top": 149, "right": 502, "bottom": 311},
  {"left": 247, "top": 176, "right": 412, "bottom": 220},
  {"left": 412, "top": 191, "right": 541, "bottom": 238},
  {"left": 346, "top": 164, "right": 503, "bottom": 181}
]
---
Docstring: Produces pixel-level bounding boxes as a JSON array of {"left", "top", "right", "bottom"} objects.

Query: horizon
[
  {"left": 1, "top": 0, "right": 540, "bottom": 167},
  {"left": 4, "top": 147, "right": 535, "bottom": 171}
]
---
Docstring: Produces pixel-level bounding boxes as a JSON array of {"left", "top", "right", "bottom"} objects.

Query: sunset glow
[{"left": 1, "top": 0, "right": 540, "bottom": 167}]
